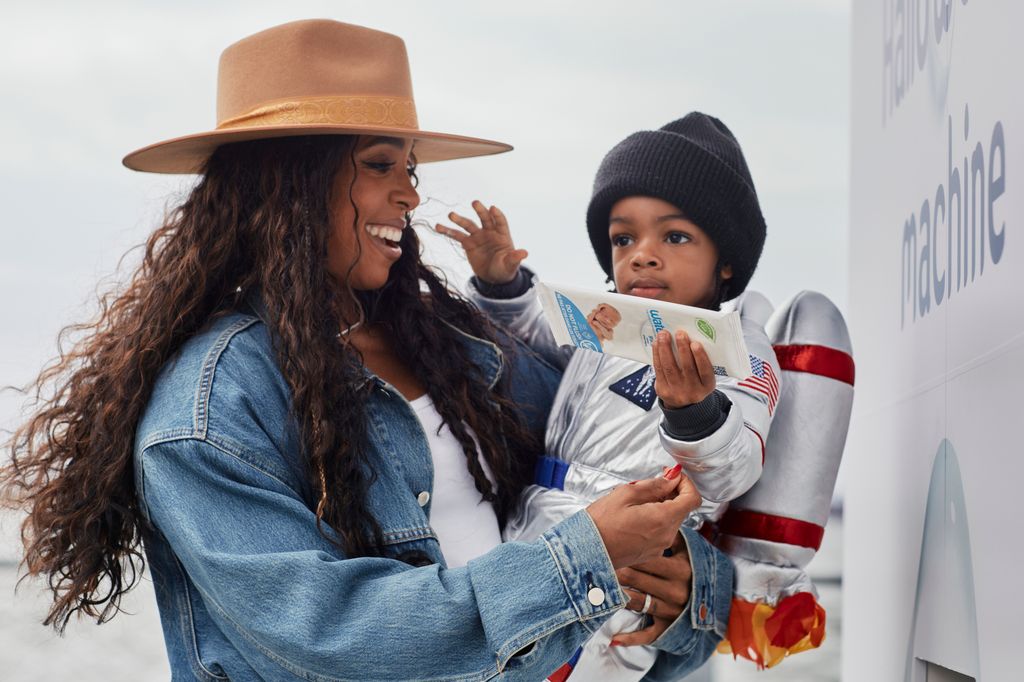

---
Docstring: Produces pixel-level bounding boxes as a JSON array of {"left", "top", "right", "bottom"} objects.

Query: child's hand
[
  {"left": 587, "top": 303, "right": 622, "bottom": 342},
  {"left": 435, "top": 200, "right": 528, "bottom": 285},
  {"left": 652, "top": 330, "right": 716, "bottom": 408}
]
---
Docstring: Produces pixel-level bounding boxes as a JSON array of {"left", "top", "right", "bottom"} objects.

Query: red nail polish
[
  {"left": 610, "top": 640, "right": 622, "bottom": 647},
  {"left": 628, "top": 480, "right": 638, "bottom": 485},
  {"left": 665, "top": 464, "right": 682, "bottom": 480}
]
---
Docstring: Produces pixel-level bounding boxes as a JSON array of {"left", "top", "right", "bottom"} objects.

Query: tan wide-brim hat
[{"left": 123, "top": 19, "right": 512, "bottom": 174}]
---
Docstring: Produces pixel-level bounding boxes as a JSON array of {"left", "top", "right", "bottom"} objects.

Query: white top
[{"left": 409, "top": 394, "right": 502, "bottom": 569}]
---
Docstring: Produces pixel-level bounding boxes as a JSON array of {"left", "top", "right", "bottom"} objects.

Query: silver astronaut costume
[
  {"left": 471, "top": 277, "right": 779, "bottom": 682},
  {"left": 712, "top": 289, "right": 854, "bottom": 669}
]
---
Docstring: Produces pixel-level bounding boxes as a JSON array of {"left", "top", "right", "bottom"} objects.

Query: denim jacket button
[
  {"left": 587, "top": 587, "right": 605, "bottom": 606},
  {"left": 417, "top": 491, "right": 431, "bottom": 507},
  {"left": 698, "top": 603, "right": 708, "bottom": 620}
]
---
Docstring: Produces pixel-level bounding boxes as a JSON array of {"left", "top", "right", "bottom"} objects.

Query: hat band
[{"left": 216, "top": 95, "right": 419, "bottom": 131}]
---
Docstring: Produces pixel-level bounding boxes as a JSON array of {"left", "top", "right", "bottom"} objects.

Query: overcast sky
[{"left": 0, "top": 1, "right": 850, "bottom": 429}]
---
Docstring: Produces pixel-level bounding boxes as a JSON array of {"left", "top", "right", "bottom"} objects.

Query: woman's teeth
[{"left": 365, "top": 224, "right": 403, "bottom": 245}]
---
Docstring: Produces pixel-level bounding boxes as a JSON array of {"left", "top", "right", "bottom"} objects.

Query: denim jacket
[{"left": 133, "top": 308, "right": 731, "bottom": 681}]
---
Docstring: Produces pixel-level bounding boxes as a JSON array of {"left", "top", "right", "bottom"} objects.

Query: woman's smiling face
[{"left": 326, "top": 136, "right": 420, "bottom": 291}]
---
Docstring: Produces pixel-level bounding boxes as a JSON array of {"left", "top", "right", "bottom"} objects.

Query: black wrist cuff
[
  {"left": 472, "top": 267, "right": 533, "bottom": 299},
  {"left": 660, "top": 390, "right": 730, "bottom": 441}
]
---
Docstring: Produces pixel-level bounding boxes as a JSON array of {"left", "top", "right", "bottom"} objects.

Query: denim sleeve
[
  {"left": 140, "top": 437, "right": 627, "bottom": 681},
  {"left": 642, "top": 527, "right": 733, "bottom": 681}
]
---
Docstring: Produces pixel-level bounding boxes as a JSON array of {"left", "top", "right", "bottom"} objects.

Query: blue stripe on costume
[{"left": 534, "top": 455, "right": 569, "bottom": 490}]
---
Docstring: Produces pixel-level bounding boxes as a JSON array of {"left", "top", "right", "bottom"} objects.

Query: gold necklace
[{"left": 337, "top": 320, "right": 364, "bottom": 338}]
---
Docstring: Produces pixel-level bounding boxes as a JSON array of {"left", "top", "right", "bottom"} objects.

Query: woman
[{"left": 3, "top": 20, "right": 729, "bottom": 681}]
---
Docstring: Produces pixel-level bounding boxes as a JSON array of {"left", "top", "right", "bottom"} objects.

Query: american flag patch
[{"left": 738, "top": 354, "right": 779, "bottom": 414}]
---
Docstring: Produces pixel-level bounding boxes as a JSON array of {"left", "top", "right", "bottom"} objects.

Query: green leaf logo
[{"left": 696, "top": 319, "right": 716, "bottom": 342}]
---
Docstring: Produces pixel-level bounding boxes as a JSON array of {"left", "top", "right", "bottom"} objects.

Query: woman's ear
[{"left": 721, "top": 264, "right": 734, "bottom": 281}]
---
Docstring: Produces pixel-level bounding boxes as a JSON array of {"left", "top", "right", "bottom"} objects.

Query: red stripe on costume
[
  {"left": 544, "top": 663, "right": 577, "bottom": 679},
  {"left": 719, "top": 509, "right": 824, "bottom": 550},
  {"left": 744, "top": 424, "right": 766, "bottom": 465},
  {"left": 548, "top": 664, "right": 573, "bottom": 682},
  {"left": 773, "top": 344, "right": 855, "bottom": 386}
]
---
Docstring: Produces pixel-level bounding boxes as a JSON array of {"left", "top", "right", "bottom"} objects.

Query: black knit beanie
[{"left": 586, "top": 112, "right": 766, "bottom": 299}]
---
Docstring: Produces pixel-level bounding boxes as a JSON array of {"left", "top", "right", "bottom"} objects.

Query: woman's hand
[
  {"left": 586, "top": 466, "right": 699, "bottom": 569},
  {"left": 612, "top": 532, "right": 692, "bottom": 647},
  {"left": 587, "top": 303, "right": 622, "bottom": 342},
  {"left": 652, "top": 330, "right": 716, "bottom": 408},
  {"left": 435, "top": 200, "right": 528, "bottom": 285}
]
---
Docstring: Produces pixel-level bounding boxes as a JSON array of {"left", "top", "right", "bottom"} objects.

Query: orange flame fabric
[{"left": 716, "top": 593, "right": 826, "bottom": 669}]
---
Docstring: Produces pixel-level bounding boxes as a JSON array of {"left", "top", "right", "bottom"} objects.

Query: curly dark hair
[{"left": 2, "top": 135, "right": 540, "bottom": 632}]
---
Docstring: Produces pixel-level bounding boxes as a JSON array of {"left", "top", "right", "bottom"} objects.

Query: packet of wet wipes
[{"left": 536, "top": 281, "right": 753, "bottom": 379}]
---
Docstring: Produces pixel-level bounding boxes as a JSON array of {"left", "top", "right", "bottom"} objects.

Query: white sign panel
[{"left": 847, "top": 1, "right": 1021, "bottom": 679}]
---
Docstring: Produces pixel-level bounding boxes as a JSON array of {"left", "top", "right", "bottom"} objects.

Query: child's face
[{"left": 608, "top": 196, "right": 732, "bottom": 308}]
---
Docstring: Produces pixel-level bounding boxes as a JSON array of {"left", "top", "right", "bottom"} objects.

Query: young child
[{"left": 437, "top": 113, "right": 778, "bottom": 680}]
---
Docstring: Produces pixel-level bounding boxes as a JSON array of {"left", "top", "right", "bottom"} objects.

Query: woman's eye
[
  {"left": 611, "top": 235, "right": 633, "bottom": 247},
  {"left": 363, "top": 161, "right": 396, "bottom": 173},
  {"left": 666, "top": 232, "right": 691, "bottom": 244}
]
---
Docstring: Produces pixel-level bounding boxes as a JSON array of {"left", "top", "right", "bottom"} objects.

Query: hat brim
[{"left": 123, "top": 124, "right": 512, "bottom": 174}]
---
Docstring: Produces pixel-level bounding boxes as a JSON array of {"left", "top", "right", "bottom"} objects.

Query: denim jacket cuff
[
  {"left": 652, "top": 527, "right": 733, "bottom": 655},
  {"left": 541, "top": 509, "right": 626, "bottom": 629}
]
